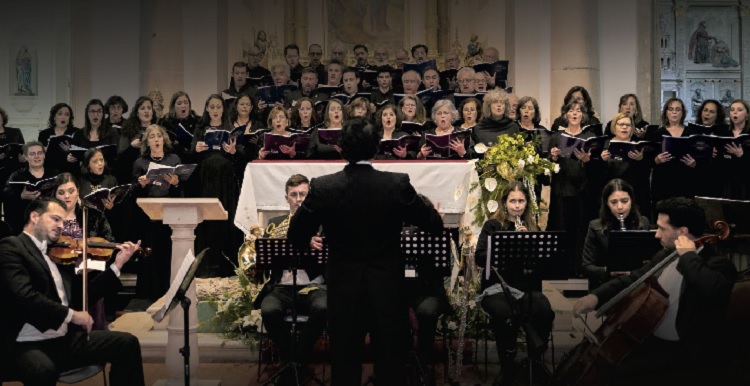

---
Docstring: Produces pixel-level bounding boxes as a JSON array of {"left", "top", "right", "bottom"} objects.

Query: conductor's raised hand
[
  {"left": 309, "top": 234, "right": 323, "bottom": 251},
  {"left": 114, "top": 240, "right": 143, "bottom": 270}
]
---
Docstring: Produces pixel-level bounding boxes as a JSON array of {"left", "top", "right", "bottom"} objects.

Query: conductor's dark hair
[
  {"left": 104, "top": 95, "right": 129, "bottom": 114},
  {"left": 340, "top": 117, "right": 381, "bottom": 163},
  {"left": 24, "top": 196, "right": 67, "bottom": 225},
  {"left": 285, "top": 174, "right": 309, "bottom": 194},
  {"left": 655, "top": 197, "right": 706, "bottom": 237}
]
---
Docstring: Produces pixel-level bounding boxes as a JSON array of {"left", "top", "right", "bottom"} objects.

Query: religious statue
[
  {"left": 148, "top": 88, "right": 165, "bottom": 119},
  {"left": 15, "top": 46, "right": 33, "bottom": 96},
  {"left": 710, "top": 38, "right": 739, "bottom": 68},
  {"left": 691, "top": 88, "right": 704, "bottom": 118},
  {"left": 465, "top": 34, "right": 482, "bottom": 65},
  {"left": 688, "top": 21, "right": 713, "bottom": 64},
  {"left": 254, "top": 30, "right": 268, "bottom": 58},
  {"left": 720, "top": 90, "right": 734, "bottom": 114}
]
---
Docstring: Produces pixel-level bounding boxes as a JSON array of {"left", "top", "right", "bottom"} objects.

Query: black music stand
[
  {"left": 484, "top": 231, "right": 566, "bottom": 385},
  {"left": 402, "top": 227, "right": 453, "bottom": 278},
  {"left": 255, "top": 238, "right": 328, "bottom": 386},
  {"left": 607, "top": 231, "right": 661, "bottom": 273},
  {"left": 153, "top": 248, "right": 209, "bottom": 386}
]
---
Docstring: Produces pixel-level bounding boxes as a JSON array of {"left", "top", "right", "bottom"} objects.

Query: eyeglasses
[
  {"left": 88, "top": 109, "right": 103, "bottom": 115},
  {"left": 288, "top": 192, "right": 307, "bottom": 199},
  {"left": 616, "top": 122, "right": 633, "bottom": 128}
]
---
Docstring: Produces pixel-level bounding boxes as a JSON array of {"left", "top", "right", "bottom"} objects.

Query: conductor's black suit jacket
[
  {"left": 288, "top": 163, "right": 443, "bottom": 297},
  {"left": 0, "top": 233, "right": 120, "bottom": 375}
]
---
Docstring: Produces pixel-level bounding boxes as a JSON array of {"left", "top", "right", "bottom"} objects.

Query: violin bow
[{"left": 82, "top": 205, "right": 89, "bottom": 340}]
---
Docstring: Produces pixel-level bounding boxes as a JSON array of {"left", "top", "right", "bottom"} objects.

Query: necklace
[{"left": 150, "top": 154, "right": 164, "bottom": 162}]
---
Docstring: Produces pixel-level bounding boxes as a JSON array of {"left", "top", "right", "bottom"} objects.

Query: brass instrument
[
  {"left": 266, "top": 214, "right": 291, "bottom": 239},
  {"left": 618, "top": 214, "right": 626, "bottom": 231},
  {"left": 238, "top": 225, "right": 266, "bottom": 284}
]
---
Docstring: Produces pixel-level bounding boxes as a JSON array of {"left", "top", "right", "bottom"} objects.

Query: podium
[{"left": 138, "top": 198, "right": 227, "bottom": 386}]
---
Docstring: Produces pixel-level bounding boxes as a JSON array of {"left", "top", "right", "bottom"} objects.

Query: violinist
[
  {"left": 574, "top": 197, "right": 737, "bottom": 385},
  {"left": 51, "top": 172, "right": 114, "bottom": 330},
  {"left": 0, "top": 196, "right": 144, "bottom": 385},
  {"left": 581, "top": 179, "right": 651, "bottom": 290},
  {"left": 475, "top": 181, "right": 554, "bottom": 386}
]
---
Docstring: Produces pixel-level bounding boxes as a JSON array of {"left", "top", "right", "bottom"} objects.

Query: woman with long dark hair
[
  {"left": 38, "top": 103, "right": 79, "bottom": 174},
  {"left": 159, "top": 91, "right": 199, "bottom": 160},
  {"left": 74, "top": 99, "right": 119, "bottom": 166},
  {"left": 116, "top": 96, "right": 156, "bottom": 184},
  {"left": 190, "top": 94, "right": 244, "bottom": 277},
  {"left": 550, "top": 86, "right": 600, "bottom": 132},
  {"left": 475, "top": 181, "right": 554, "bottom": 386},
  {"left": 581, "top": 179, "right": 651, "bottom": 290}
]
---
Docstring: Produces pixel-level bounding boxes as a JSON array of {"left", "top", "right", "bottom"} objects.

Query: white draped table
[{"left": 234, "top": 160, "right": 481, "bottom": 233}]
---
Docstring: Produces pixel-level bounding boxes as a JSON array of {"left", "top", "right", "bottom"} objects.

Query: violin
[{"left": 48, "top": 235, "right": 152, "bottom": 265}]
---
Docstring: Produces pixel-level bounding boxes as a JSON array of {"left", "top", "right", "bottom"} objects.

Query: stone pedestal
[{"left": 137, "top": 198, "right": 228, "bottom": 386}]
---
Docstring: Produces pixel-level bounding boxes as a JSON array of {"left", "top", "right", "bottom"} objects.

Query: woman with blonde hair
[{"left": 472, "top": 88, "right": 519, "bottom": 149}]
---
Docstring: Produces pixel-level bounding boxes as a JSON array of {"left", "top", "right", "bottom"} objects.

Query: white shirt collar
[
  {"left": 23, "top": 231, "right": 47, "bottom": 252},
  {"left": 353, "top": 160, "right": 373, "bottom": 165}
]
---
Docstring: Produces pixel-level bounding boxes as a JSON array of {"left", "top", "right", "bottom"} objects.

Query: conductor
[{"left": 288, "top": 117, "right": 444, "bottom": 386}]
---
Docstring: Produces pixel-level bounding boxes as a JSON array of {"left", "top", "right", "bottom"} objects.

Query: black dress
[
  {"left": 0, "top": 127, "right": 25, "bottom": 218},
  {"left": 650, "top": 125, "right": 704, "bottom": 213},
  {"left": 158, "top": 114, "right": 199, "bottom": 161},
  {"left": 713, "top": 126, "right": 750, "bottom": 200},
  {"left": 3, "top": 167, "right": 58, "bottom": 233},
  {"left": 190, "top": 127, "right": 244, "bottom": 277},
  {"left": 131, "top": 154, "right": 182, "bottom": 300},
  {"left": 547, "top": 129, "right": 598, "bottom": 276},
  {"left": 38, "top": 127, "right": 79, "bottom": 175},
  {"left": 471, "top": 116, "right": 520, "bottom": 149},
  {"left": 308, "top": 127, "right": 343, "bottom": 160},
  {"left": 78, "top": 172, "right": 124, "bottom": 242},
  {"left": 116, "top": 126, "right": 147, "bottom": 185}
]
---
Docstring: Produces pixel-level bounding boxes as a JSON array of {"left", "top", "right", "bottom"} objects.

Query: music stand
[
  {"left": 152, "top": 248, "right": 209, "bottom": 386},
  {"left": 607, "top": 231, "right": 660, "bottom": 273},
  {"left": 254, "top": 238, "right": 328, "bottom": 386},
  {"left": 484, "top": 231, "right": 566, "bottom": 385},
  {"left": 402, "top": 227, "right": 453, "bottom": 278}
]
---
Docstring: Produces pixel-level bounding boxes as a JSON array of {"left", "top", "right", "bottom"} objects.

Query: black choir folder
[
  {"left": 712, "top": 133, "right": 750, "bottom": 158},
  {"left": 316, "top": 128, "right": 341, "bottom": 146},
  {"left": 472, "top": 60, "right": 510, "bottom": 80},
  {"left": 8, "top": 176, "right": 59, "bottom": 193},
  {"left": 83, "top": 184, "right": 135, "bottom": 212},
  {"left": 262, "top": 132, "right": 311, "bottom": 154},
  {"left": 661, "top": 135, "right": 714, "bottom": 160},
  {"left": 168, "top": 123, "right": 195, "bottom": 146},
  {"left": 47, "top": 134, "right": 75, "bottom": 149},
  {"left": 379, "top": 134, "right": 421, "bottom": 155},
  {"left": 0, "top": 143, "right": 23, "bottom": 164},
  {"left": 424, "top": 129, "right": 471, "bottom": 159},
  {"left": 555, "top": 133, "right": 608, "bottom": 159},
  {"left": 607, "top": 140, "right": 660, "bottom": 161},
  {"left": 145, "top": 162, "right": 197, "bottom": 183}
]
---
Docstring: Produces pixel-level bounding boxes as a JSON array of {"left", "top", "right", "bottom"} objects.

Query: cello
[{"left": 553, "top": 221, "right": 730, "bottom": 386}]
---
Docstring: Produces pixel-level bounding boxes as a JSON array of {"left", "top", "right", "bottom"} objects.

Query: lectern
[{"left": 138, "top": 198, "right": 227, "bottom": 386}]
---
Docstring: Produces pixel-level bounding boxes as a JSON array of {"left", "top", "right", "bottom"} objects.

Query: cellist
[{"left": 573, "top": 197, "right": 737, "bottom": 385}]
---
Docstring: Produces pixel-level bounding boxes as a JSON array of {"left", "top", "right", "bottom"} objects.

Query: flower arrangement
[{"left": 471, "top": 133, "right": 559, "bottom": 226}]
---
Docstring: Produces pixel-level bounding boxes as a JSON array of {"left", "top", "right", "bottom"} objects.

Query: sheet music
[{"left": 152, "top": 249, "right": 195, "bottom": 322}]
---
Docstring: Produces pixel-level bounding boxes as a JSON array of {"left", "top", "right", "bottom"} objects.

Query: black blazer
[
  {"left": 288, "top": 164, "right": 443, "bottom": 291},
  {"left": 591, "top": 244, "right": 737, "bottom": 362},
  {"left": 0, "top": 233, "right": 120, "bottom": 371}
]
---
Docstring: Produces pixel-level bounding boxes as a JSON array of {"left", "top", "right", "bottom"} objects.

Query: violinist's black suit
[
  {"left": 0, "top": 233, "right": 144, "bottom": 386},
  {"left": 288, "top": 163, "right": 443, "bottom": 386}
]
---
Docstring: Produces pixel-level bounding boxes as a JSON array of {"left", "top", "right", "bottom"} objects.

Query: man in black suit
[
  {"left": 0, "top": 196, "right": 145, "bottom": 386},
  {"left": 288, "top": 117, "right": 444, "bottom": 386},
  {"left": 573, "top": 197, "right": 737, "bottom": 385},
  {"left": 257, "top": 174, "right": 327, "bottom": 368}
]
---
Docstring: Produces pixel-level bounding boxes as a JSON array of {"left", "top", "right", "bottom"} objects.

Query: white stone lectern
[{"left": 137, "top": 198, "right": 227, "bottom": 386}]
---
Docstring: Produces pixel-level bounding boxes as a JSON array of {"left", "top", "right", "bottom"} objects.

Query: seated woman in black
[
  {"left": 581, "top": 178, "right": 651, "bottom": 291},
  {"left": 51, "top": 172, "right": 115, "bottom": 330},
  {"left": 78, "top": 148, "right": 123, "bottom": 238},
  {"left": 4, "top": 141, "right": 58, "bottom": 233},
  {"left": 417, "top": 99, "right": 471, "bottom": 159},
  {"left": 475, "top": 181, "right": 555, "bottom": 386}
]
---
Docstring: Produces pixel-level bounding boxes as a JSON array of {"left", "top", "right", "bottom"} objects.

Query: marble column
[
  {"left": 294, "top": 0, "right": 308, "bottom": 50},
  {"left": 673, "top": 2, "right": 689, "bottom": 101},
  {"left": 284, "top": 0, "right": 295, "bottom": 46},
  {"left": 550, "top": 0, "right": 600, "bottom": 116},
  {"left": 741, "top": 4, "right": 750, "bottom": 99},
  {"left": 425, "top": 0, "right": 439, "bottom": 55}
]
